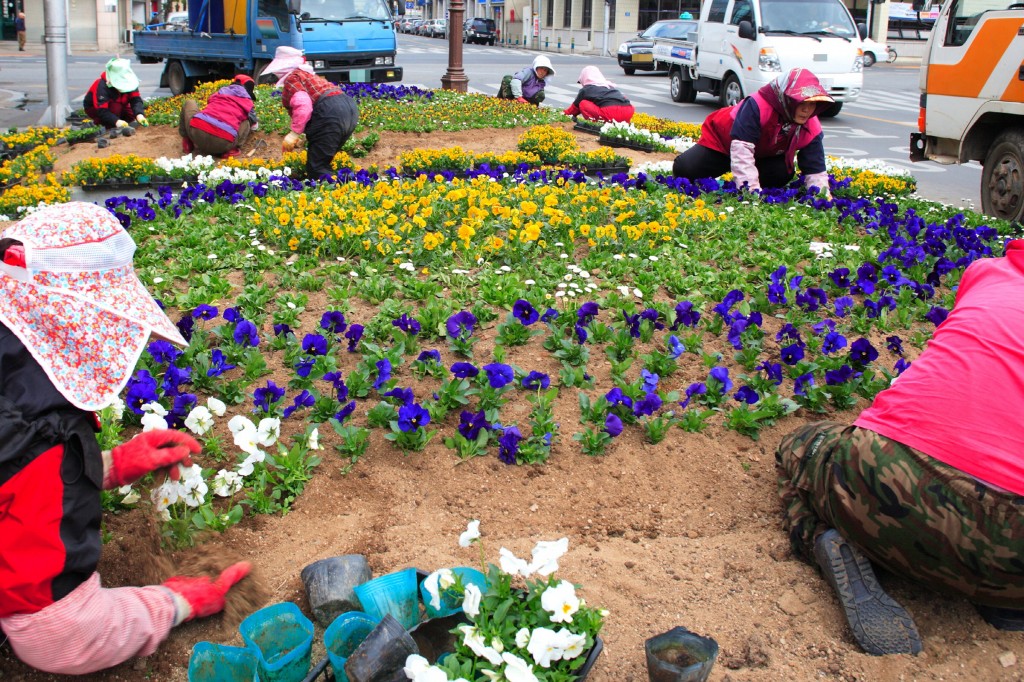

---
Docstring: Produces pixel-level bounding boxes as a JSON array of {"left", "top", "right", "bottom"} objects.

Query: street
[{"left": 0, "top": 36, "right": 978, "bottom": 209}]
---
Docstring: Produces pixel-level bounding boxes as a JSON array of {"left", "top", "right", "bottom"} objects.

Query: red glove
[
  {"left": 163, "top": 562, "right": 252, "bottom": 621},
  {"left": 515, "top": 97, "right": 528, "bottom": 104},
  {"left": 106, "top": 430, "right": 201, "bottom": 488}
]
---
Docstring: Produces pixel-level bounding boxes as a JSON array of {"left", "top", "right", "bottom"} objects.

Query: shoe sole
[{"left": 814, "top": 530, "right": 922, "bottom": 656}]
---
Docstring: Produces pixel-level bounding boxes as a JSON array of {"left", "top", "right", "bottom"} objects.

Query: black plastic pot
[
  {"left": 408, "top": 612, "right": 469, "bottom": 664},
  {"left": 573, "top": 122, "right": 603, "bottom": 136},
  {"left": 644, "top": 627, "right": 718, "bottom": 682},
  {"left": 599, "top": 137, "right": 657, "bottom": 152},
  {"left": 343, "top": 613, "right": 419, "bottom": 682},
  {"left": 301, "top": 554, "right": 372, "bottom": 628}
]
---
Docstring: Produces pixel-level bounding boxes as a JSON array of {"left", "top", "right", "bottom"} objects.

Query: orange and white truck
[{"left": 910, "top": 0, "right": 1024, "bottom": 221}]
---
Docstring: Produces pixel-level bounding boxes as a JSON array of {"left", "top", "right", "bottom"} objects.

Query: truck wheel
[
  {"left": 166, "top": 60, "right": 191, "bottom": 96},
  {"left": 670, "top": 70, "right": 696, "bottom": 103},
  {"left": 982, "top": 130, "right": 1024, "bottom": 222},
  {"left": 821, "top": 102, "right": 843, "bottom": 118},
  {"left": 720, "top": 74, "right": 742, "bottom": 108},
  {"left": 863, "top": 52, "right": 876, "bottom": 67},
  {"left": 253, "top": 60, "right": 274, "bottom": 85}
]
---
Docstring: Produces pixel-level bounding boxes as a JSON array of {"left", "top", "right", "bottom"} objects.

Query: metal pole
[
  {"left": 440, "top": 0, "right": 469, "bottom": 90},
  {"left": 602, "top": 0, "right": 610, "bottom": 56},
  {"left": 41, "top": 0, "right": 71, "bottom": 127}
]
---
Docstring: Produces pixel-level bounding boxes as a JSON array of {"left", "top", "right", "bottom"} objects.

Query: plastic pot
[
  {"left": 188, "top": 642, "right": 260, "bottom": 682},
  {"left": 240, "top": 602, "right": 314, "bottom": 682},
  {"left": 301, "top": 554, "right": 372, "bottom": 627},
  {"left": 419, "top": 566, "right": 488, "bottom": 620},
  {"left": 352, "top": 567, "right": 421, "bottom": 630},
  {"left": 644, "top": 627, "right": 719, "bottom": 682},
  {"left": 408, "top": 612, "right": 470, "bottom": 664},
  {"left": 324, "top": 611, "right": 380, "bottom": 681},
  {"left": 343, "top": 613, "right": 419, "bottom": 682}
]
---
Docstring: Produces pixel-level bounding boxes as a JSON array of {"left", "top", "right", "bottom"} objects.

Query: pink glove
[
  {"left": 163, "top": 562, "right": 252, "bottom": 622},
  {"left": 105, "top": 430, "right": 200, "bottom": 488},
  {"left": 515, "top": 97, "right": 528, "bottom": 104}
]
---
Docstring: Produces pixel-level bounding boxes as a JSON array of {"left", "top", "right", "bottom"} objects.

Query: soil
[{"left": 1, "top": 125, "right": 1021, "bottom": 682}]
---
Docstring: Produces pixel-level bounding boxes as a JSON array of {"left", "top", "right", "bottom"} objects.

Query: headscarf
[
  {"left": 104, "top": 57, "right": 140, "bottom": 93},
  {"left": 233, "top": 74, "right": 256, "bottom": 99},
  {"left": 0, "top": 203, "right": 185, "bottom": 411},
  {"left": 532, "top": 54, "right": 555, "bottom": 78},
  {"left": 264, "top": 45, "right": 315, "bottom": 82},
  {"left": 577, "top": 65, "right": 615, "bottom": 88},
  {"left": 759, "top": 68, "right": 834, "bottom": 124}
]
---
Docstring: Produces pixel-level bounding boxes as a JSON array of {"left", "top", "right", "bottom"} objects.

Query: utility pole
[
  {"left": 41, "top": 0, "right": 70, "bottom": 127},
  {"left": 602, "top": 0, "right": 611, "bottom": 56}
]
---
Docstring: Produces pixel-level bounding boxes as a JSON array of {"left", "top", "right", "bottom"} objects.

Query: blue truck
[{"left": 134, "top": 0, "right": 403, "bottom": 96}]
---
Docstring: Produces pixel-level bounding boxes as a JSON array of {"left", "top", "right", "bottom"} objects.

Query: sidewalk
[{"left": 0, "top": 39, "right": 104, "bottom": 58}]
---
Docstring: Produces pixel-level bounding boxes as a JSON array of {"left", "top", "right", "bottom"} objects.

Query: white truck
[
  {"left": 909, "top": 0, "right": 1024, "bottom": 221},
  {"left": 653, "top": 0, "right": 865, "bottom": 117}
]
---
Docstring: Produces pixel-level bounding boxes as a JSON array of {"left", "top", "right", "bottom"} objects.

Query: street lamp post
[{"left": 441, "top": 0, "right": 469, "bottom": 90}]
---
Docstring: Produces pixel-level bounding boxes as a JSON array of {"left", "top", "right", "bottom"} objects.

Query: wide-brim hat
[
  {"left": 105, "top": 57, "right": 140, "bottom": 92},
  {"left": 0, "top": 202, "right": 185, "bottom": 411},
  {"left": 264, "top": 45, "right": 309, "bottom": 77}
]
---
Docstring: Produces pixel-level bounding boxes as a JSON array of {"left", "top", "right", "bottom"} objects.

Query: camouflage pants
[{"left": 776, "top": 421, "right": 1024, "bottom": 608}]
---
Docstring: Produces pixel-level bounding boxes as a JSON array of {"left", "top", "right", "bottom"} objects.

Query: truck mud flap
[{"left": 909, "top": 132, "right": 926, "bottom": 163}]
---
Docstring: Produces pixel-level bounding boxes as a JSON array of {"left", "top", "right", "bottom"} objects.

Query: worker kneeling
[{"left": 180, "top": 75, "right": 259, "bottom": 158}]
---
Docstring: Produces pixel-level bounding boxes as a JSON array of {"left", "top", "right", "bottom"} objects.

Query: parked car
[
  {"left": 414, "top": 19, "right": 433, "bottom": 36},
  {"left": 861, "top": 37, "right": 894, "bottom": 66},
  {"left": 425, "top": 18, "right": 448, "bottom": 38},
  {"left": 165, "top": 11, "right": 190, "bottom": 30},
  {"left": 617, "top": 19, "right": 696, "bottom": 75},
  {"left": 463, "top": 17, "right": 497, "bottom": 45},
  {"left": 397, "top": 17, "right": 417, "bottom": 33}
]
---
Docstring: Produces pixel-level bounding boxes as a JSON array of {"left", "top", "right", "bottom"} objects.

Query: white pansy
[
  {"left": 213, "top": 469, "right": 244, "bottom": 497},
  {"left": 498, "top": 547, "right": 532, "bottom": 577},
  {"left": 529, "top": 537, "right": 568, "bottom": 576},
  {"left": 515, "top": 628, "right": 531, "bottom": 648},
  {"left": 120, "top": 488, "right": 140, "bottom": 505},
  {"left": 501, "top": 652, "right": 540, "bottom": 682},
  {"left": 108, "top": 396, "right": 125, "bottom": 420},
  {"left": 413, "top": 668, "right": 449, "bottom": 682},
  {"left": 633, "top": 288, "right": 643, "bottom": 299},
  {"left": 557, "top": 628, "right": 588, "bottom": 660},
  {"left": 207, "top": 397, "right": 227, "bottom": 416},
  {"left": 233, "top": 422, "right": 262, "bottom": 456},
  {"left": 524, "top": 279, "right": 535, "bottom": 285},
  {"left": 141, "top": 411, "right": 169, "bottom": 432},
  {"left": 184, "top": 405, "right": 214, "bottom": 436},
  {"left": 256, "top": 418, "right": 280, "bottom": 447},
  {"left": 616, "top": 285, "right": 630, "bottom": 296},
  {"left": 237, "top": 451, "right": 264, "bottom": 477},
  {"left": 141, "top": 401, "right": 168, "bottom": 416},
  {"left": 462, "top": 582, "right": 482, "bottom": 618},
  {"left": 527, "top": 627, "right": 564, "bottom": 668},
  {"left": 459, "top": 625, "right": 503, "bottom": 665},
  {"left": 403, "top": 653, "right": 430, "bottom": 679},
  {"left": 459, "top": 519, "right": 480, "bottom": 547},
  {"left": 540, "top": 580, "right": 580, "bottom": 623},
  {"left": 151, "top": 479, "right": 181, "bottom": 511},
  {"left": 228, "top": 414, "right": 255, "bottom": 434},
  {"left": 308, "top": 427, "right": 322, "bottom": 450},
  {"left": 423, "top": 568, "right": 456, "bottom": 610}
]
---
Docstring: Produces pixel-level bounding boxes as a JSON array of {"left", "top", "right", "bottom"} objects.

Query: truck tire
[
  {"left": 253, "top": 60, "right": 274, "bottom": 85},
  {"left": 821, "top": 102, "right": 843, "bottom": 118},
  {"left": 669, "top": 69, "right": 696, "bottom": 103},
  {"left": 982, "top": 130, "right": 1024, "bottom": 222},
  {"left": 166, "top": 60, "right": 192, "bottom": 96},
  {"left": 720, "top": 74, "right": 742, "bottom": 108}
]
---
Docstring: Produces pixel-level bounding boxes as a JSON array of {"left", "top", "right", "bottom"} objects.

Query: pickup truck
[
  {"left": 135, "top": 0, "right": 403, "bottom": 95},
  {"left": 652, "top": 0, "right": 864, "bottom": 117}
]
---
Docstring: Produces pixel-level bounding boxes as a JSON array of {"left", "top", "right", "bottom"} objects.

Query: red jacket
[
  {"left": 189, "top": 84, "right": 257, "bottom": 142},
  {"left": 83, "top": 74, "right": 145, "bottom": 129}
]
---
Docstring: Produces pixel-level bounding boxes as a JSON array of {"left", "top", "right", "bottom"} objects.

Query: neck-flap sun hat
[
  {"left": 0, "top": 202, "right": 186, "bottom": 411},
  {"left": 264, "top": 45, "right": 315, "bottom": 78},
  {"left": 105, "top": 57, "right": 140, "bottom": 93}
]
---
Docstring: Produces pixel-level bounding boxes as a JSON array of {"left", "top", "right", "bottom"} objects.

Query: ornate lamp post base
[{"left": 441, "top": 0, "right": 469, "bottom": 92}]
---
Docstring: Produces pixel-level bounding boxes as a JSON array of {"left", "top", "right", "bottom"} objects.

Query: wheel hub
[{"left": 989, "top": 155, "right": 1023, "bottom": 218}]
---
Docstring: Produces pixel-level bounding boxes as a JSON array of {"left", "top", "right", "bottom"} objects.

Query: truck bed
[
  {"left": 652, "top": 36, "right": 697, "bottom": 67},
  {"left": 133, "top": 30, "right": 251, "bottom": 63}
]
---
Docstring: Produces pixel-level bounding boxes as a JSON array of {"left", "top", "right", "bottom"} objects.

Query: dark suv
[{"left": 463, "top": 17, "right": 496, "bottom": 45}]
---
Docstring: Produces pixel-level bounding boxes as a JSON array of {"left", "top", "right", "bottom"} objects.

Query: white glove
[
  {"left": 282, "top": 131, "right": 301, "bottom": 153},
  {"left": 115, "top": 119, "right": 130, "bottom": 129},
  {"left": 136, "top": 114, "right": 149, "bottom": 126}
]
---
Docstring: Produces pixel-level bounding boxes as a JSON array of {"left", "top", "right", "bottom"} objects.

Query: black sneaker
[
  {"left": 975, "top": 604, "right": 1024, "bottom": 631},
  {"left": 814, "top": 529, "right": 922, "bottom": 656}
]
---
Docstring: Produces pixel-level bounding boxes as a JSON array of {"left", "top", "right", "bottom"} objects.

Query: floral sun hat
[
  {"left": 0, "top": 202, "right": 185, "bottom": 411},
  {"left": 264, "top": 45, "right": 314, "bottom": 78},
  {"left": 105, "top": 57, "right": 140, "bottom": 93}
]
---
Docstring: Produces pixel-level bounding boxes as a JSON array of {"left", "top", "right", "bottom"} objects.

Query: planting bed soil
[{"left": 0, "top": 123, "right": 1020, "bottom": 682}]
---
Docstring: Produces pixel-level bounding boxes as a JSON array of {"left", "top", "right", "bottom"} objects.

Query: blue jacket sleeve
[
  {"left": 730, "top": 98, "right": 762, "bottom": 144},
  {"left": 796, "top": 132, "right": 827, "bottom": 175}
]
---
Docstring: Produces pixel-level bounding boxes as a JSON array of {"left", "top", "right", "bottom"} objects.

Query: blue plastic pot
[
  {"left": 239, "top": 602, "right": 314, "bottom": 682},
  {"left": 419, "top": 566, "right": 488, "bottom": 619},
  {"left": 352, "top": 567, "right": 421, "bottom": 630},
  {"left": 644, "top": 627, "right": 718, "bottom": 682},
  {"left": 323, "top": 611, "right": 380, "bottom": 682},
  {"left": 187, "top": 642, "right": 260, "bottom": 682}
]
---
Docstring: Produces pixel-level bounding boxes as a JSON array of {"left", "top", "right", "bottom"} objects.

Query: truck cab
[
  {"left": 660, "top": 0, "right": 864, "bottom": 116},
  {"left": 297, "top": 0, "right": 402, "bottom": 83},
  {"left": 910, "top": 0, "right": 1024, "bottom": 221}
]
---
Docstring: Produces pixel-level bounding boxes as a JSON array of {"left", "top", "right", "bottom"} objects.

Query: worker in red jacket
[
  {"left": 179, "top": 75, "right": 258, "bottom": 157},
  {"left": 0, "top": 202, "right": 251, "bottom": 675},
  {"left": 84, "top": 57, "right": 148, "bottom": 130}
]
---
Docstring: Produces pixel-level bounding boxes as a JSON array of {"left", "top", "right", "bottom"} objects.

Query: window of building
[
  {"left": 547, "top": 0, "right": 554, "bottom": 26},
  {"left": 637, "top": 0, "right": 700, "bottom": 31},
  {"left": 564, "top": 0, "right": 572, "bottom": 27}
]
